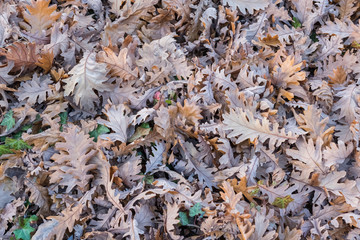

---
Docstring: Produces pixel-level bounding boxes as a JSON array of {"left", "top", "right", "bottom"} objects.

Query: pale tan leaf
[
  {"left": 63, "top": 51, "right": 110, "bottom": 111},
  {"left": 97, "top": 47, "right": 138, "bottom": 80},
  {"left": 223, "top": 108, "right": 297, "bottom": 147},
  {"left": 49, "top": 125, "right": 98, "bottom": 192},
  {"left": 97, "top": 103, "right": 131, "bottom": 143},
  {"left": 223, "top": 0, "right": 270, "bottom": 14}
]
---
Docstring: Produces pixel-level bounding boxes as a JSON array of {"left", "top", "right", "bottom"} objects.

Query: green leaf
[
  {"left": 310, "top": 31, "right": 319, "bottom": 42},
  {"left": 179, "top": 212, "right": 189, "bottom": 226},
  {"left": 89, "top": 124, "right": 110, "bottom": 142},
  {"left": 28, "top": 215, "right": 38, "bottom": 222},
  {"left": 272, "top": 195, "right": 294, "bottom": 209},
  {"left": 5, "top": 138, "right": 31, "bottom": 150},
  {"left": 1, "top": 110, "right": 15, "bottom": 131},
  {"left": 59, "top": 112, "right": 68, "bottom": 132},
  {"left": 59, "top": 112, "right": 68, "bottom": 125},
  {"left": 291, "top": 17, "right": 301, "bottom": 28},
  {"left": 143, "top": 175, "right": 154, "bottom": 184},
  {"left": 13, "top": 216, "right": 38, "bottom": 240},
  {"left": 165, "top": 99, "right": 172, "bottom": 105},
  {"left": 189, "top": 203, "right": 204, "bottom": 217},
  {"left": 12, "top": 124, "right": 33, "bottom": 139},
  {"left": 249, "top": 187, "right": 259, "bottom": 196},
  {"left": 0, "top": 145, "right": 14, "bottom": 155},
  {"left": 140, "top": 122, "right": 151, "bottom": 129}
]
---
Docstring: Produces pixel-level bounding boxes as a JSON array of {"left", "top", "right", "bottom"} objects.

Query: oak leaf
[
  {"left": 15, "top": 74, "right": 53, "bottom": 106},
  {"left": 177, "top": 99, "right": 203, "bottom": 127},
  {"left": 49, "top": 125, "right": 98, "bottom": 192},
  {"left": 271, "top": 56, "right": 306, "bottom": 88},
  {"left": 223, "top": 0, "right": 270, "bottom": 14},
  {"left": 63, "top": 51, "right": 110, "bottom": 111},
  {"left": 286, "top": 137, "right": 326, "bottom": 178},
  {"left": 165, "top": 202, "right": 181, "bottom": 240},
  {"left": 293, "top": 105, "right": 335, "bottom": 143},
  {"left": 97, "top": 47, "right": 138, "bottom": 81},
  {"left": 36, "top": 50, "right": 54, "bottom": 73},
  {"left": 0, "top": 42, "right": 38, "bottom": 72},
  {"left": 21, "top": 0, "right": 61, "bottom": 36},
  {"left": 97, "top": 103, "right": 132, "bottom": 143},
  {"left": 333, "top": 83, "right": 360, "bottom": 123},
  {"left": 223, "top": 108, "right": 297, "bottom": 147},
  {"left": 33, "top": 204, "right": 83, "bottom": 240}
]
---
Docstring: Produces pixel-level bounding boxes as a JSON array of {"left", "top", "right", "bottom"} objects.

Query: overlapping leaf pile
[{"left": 0, "top": 0, "right": 360, "bottom": 239}]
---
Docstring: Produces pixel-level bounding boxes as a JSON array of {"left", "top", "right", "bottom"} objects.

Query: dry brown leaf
[
  {"left": 36, "top": 50, "right": 54, "bottom": 73},
  {"left": 21, "top": 0, "right": 61, "bottom": 35},
  {"left": 0, "top": 42, "right": 39, "bottom": 72},
  {"left": 97, "top": 47, "right": 138, "bottom": 81}
]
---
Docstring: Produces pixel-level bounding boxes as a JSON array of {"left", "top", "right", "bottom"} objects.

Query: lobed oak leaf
[
  {"left": 223, "top": 0, "right": 270, "bottom": 14},
  {"left": 33, "top": 204, "right": 83, "bottom": 240},
  {"left": 97, "top": 47, "right": 138, "bottom": 81},
  {"left": 220, "top": 181, "right": 243, "bottom": 215},
  {"left": 223, "top": 107, "right": 297, "bottom": 147},
  {"left": 293, "top": 105, "right": 335, "bottom": 143},
  {"left": 323, "top": 141, "right": 353, "bottom": 168},
  {"left": 44, "top": 23, "right": 69, "bottom": 57},
  {"left": 97, "top": 103, "right": 132, "bottom": 143},
  {"left": 250, "top": 209, "right": 277, "bottom": 240},
  {"left": 162, "top": 0, "right": 191, "bottom": 28},
  {"left": 15, "top": 74, "right": 53, "bottom": 106},
  {"left": 145, "top": 141, "right": 166, "bottom": 173},
  {"left": 271, "top": 56, "right": 306, "bottom": 88},
  {"left": 177, "top": 99, "right": 203, "bottom": 127},
  {"left": 36, "top": 50, "right": 54, "bottom": 73},
  {"left": 116, "top": 153, "right": 142, "bottom": 187},
  {"left": 0, "top": 42, "right": 38, "bottom": 72},
  {"left": 332, "top": 83, "right": 360, "bottom": 124},
  {"left": 165, "top": 202, "right": 182, "bottom": 240},
  {"left": 338, "top": 0, "right": 358, "bottom": 20},
  {"left": 49, "top": 125, "right": 98, "bottom": 192},
  {"left": 328, "top": 66, "right": 347, "bottom": 85},
  {"left": 21, "top": 0, "right": 61, "bottom": 36},
  {"left": 286, "top": 137, "right": 325, "bottom": 178},
  {"left": 137, "top": 35, "right": 192, "bottom": 79},
  {"left": 63, "top": 51, "right": 110, "bottom": 111},
  {"left": 319, "top": 171, "right": 360, "bottom": 207},
  {"left": 179, "top": 140, "right": 218, "bottom": 189}
]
